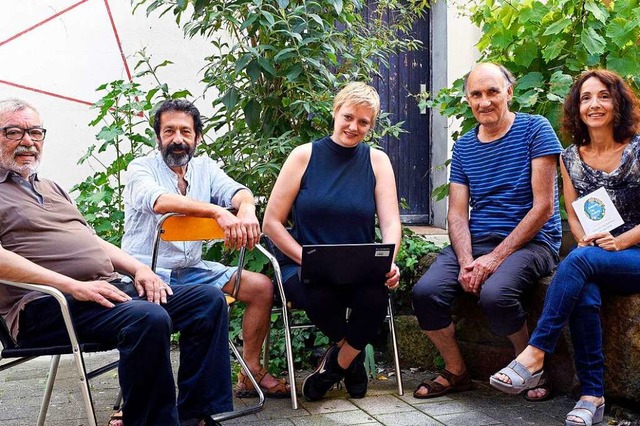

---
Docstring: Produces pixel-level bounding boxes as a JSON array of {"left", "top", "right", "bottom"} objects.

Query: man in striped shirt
[{"left": 412, "top": 63, "right": 562, "bottom": 400}]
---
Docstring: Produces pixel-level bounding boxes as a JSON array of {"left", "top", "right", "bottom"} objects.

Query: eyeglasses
[{"left": 1, "top": 127, "right": 47, "bottom": 142}]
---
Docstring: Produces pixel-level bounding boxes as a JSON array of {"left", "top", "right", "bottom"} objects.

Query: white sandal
[
  {"left": 565, "top": 400, "right": 604, "bottom": 426},
  {"left": 489, "top": 360, "right": 544, "bottom": 395}
]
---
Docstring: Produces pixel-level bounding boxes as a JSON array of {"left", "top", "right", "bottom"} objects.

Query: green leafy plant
[
  {"left": 393, "top": 227, "right": 443, "bottom": 313},
  {"left": 134, "top": 0, "right": 430, "bottom": 204},
  {"left": 265, "top": 310, "right": 330, "bottom": 373},
  {"left": 430, "top": 0, "right": 640, "bottom": 199},
  {"left": 73, "top": 50, "right": 191, "bottom": 244}
]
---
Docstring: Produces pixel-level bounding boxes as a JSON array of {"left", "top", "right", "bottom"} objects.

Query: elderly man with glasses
[{"left": 0, "top": 98, "right": 230, "bottom": 426}]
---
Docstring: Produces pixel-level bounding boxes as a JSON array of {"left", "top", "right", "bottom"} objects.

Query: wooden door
[{"left": 366, "top": 6, "right": 432, "bottom": 224}]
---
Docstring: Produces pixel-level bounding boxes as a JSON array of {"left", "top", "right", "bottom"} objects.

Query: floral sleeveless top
[{"left": 561, "top": 135, "right": 640, "bottom": 236}]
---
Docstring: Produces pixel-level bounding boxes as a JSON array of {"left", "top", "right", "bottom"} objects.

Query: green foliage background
[
  {"left": 431, "top": 0, "right": 640, "bottom": 142},
  {"left": 428, "top": 0, "right": 640, "bottom": 202},
  {"left": 76, "top": 0, "right": 640, "bottom": 373},
  {"left": 135, "top": 0, "right": 428, "bottom": 205}
]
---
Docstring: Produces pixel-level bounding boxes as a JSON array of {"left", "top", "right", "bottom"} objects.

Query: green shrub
[
  {"left": 393, "top": 227, "right": 443, "bottom": 314},
  {"left": 429, "top": 0, "right": 640, "bottom": 202},
  {"left": 73, "top": 51, "right": 190, "bottom": 245},
  {"left": 134, "top": 0, "right": 430, "bottom": 206}
]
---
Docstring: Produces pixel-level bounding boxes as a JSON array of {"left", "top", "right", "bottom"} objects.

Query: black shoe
[
  {"left": 302, "top": 345, "right": 345, "bottom": 401},
  {"left": 344, "top": 351, "right": 368, "bottom": 398}
]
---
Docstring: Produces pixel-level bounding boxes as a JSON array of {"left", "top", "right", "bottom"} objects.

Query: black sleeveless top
[{"left": 290, "top": 136, "right": 376, "bottom": 247}]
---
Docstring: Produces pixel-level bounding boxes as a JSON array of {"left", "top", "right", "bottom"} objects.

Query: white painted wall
[
  {"left": 447, "top": 4, "right": 482, "bottom": 89},
  {"left": 429, "top": 1, "right": 481, "bottom": 228},
  {"left": 1, "top": 0, "right": 212, "bottom": 190}
]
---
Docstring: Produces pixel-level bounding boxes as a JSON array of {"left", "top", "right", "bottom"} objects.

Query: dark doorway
[{"left": 365, "top": 5, "right": 432, "bottom": 224}]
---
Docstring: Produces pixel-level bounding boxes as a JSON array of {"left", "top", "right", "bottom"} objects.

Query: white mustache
[{"left": 15, "top": 146, "right": 38, "bottom": 155}]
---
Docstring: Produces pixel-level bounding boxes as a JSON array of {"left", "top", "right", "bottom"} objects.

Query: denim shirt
[{"left": 121, "top": 151, "right": 247, "bottom": 282}]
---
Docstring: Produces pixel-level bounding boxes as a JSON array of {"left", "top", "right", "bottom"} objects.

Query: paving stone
[
  {"left": 291, "top": 409, "right": 379, "bottom": 425},
  {"left": 300, "top": 397, "right": 360, "bottom": 415},
  {"left": 350, "top": 394, "right": 415, "bottom": 415},
  {"left": 0, "top": 350, "right": 632, "bottom": 425},
  {"left": 415, "top": 400, "right": 471, "bottom": 416},
  {"left": 375, "top": 410, "right": 443, "bottom": 426},
  {"left": 434, "top": 410, "right": 502, "bottom": 426},
  {"left": 483, "top": 408, "right": 563, "bottom": 426},
  {"left": 226, "top": 418, "right": 296, "bottom": 426}
]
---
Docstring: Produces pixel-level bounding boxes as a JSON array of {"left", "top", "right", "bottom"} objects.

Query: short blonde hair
[{"left": 333, "top": 82, "right": 380, "bottom": 121}]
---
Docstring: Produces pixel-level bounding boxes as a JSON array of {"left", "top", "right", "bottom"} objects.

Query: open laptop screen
[{"left": 300, "top": 243, "right": 395, "bottom": 286}]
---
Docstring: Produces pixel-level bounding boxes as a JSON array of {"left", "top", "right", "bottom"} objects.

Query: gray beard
[
  {"left": 164, "top": 151, "right": 191, "bottom": 168},
  {"left": 0, "top": 156, "right": 39, "bottom": 177}
]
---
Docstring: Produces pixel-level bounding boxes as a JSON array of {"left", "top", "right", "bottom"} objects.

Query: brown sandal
[
  {"left": 413, "top": 369, "right": 474, "bottom": 399},
  {"left": 235, "top": 367, "right": 290, "bottom": 399},
  {"left": 108, "top": 410, "right": 123, "bottom": 426}
]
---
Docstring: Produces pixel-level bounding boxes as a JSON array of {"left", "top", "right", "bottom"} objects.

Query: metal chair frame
[
  {"left": 0, "top": 279, "right": 119, "bottom": 426},
  {"left": 256, "top": 237, "right": 404, "bottom": 410},
  {"left": 151, "top": 212, "right": 265, "bottom": 421}
]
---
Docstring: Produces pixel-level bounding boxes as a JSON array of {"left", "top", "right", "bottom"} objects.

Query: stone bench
[{"left": 393, "top": 253, "right": 640, "bottom": 404}]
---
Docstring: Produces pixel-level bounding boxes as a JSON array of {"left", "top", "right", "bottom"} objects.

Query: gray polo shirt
[{"left": 0, "top": 168, "right": 117, "bottom": 339}]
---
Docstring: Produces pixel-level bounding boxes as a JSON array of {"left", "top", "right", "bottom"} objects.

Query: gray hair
[
  {"left": 0, "top": 98, "right": 40, "bottom": 122},
  {"left": 463, "top": 63, "right": 516, "bottom": 95}
]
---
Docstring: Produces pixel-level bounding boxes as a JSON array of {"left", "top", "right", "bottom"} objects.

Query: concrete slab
[{"left": 0, "top": 349, "right": 629, "bottom": 426}]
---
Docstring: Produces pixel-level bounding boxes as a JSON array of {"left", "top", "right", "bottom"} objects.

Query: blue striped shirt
[{"left": 450, "top": 113, "right": 562, "bottom": 253}]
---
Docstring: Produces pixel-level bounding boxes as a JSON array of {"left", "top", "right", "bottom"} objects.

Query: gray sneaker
[{"left": 302, "top": 345, "right": 345, "bottom": 401}]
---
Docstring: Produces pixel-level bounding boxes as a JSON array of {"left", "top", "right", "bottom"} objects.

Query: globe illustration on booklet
[{"left": 584, "top": 197, "right": 606, "bottom": 221}]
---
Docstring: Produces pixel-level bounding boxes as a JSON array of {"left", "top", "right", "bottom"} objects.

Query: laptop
[{"left": 300, "top": 243, "right": 395, "bottom": 286}]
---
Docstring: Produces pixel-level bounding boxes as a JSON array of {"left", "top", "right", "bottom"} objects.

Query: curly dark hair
[
  {"left": 153, "top": 99, "right": 204, "bottom": 139},
  {"left": 561, "top": 69, "right": 640, "bottom": 146}
]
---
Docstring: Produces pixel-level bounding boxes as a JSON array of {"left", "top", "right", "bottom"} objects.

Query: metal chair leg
[
  {"left": 281, "top": 303, "right": 298, "bottom": 409},
  {"left": 212, "top": 339, "right": 265, "bottom": 422},
  {"left": 256, "top": 243, "right": 299, "bottom": 409},
  {"left": 387, "top": 298, "right": 404, "bottom": 395},
  {"left": 73, "top": 350, "right": 98, "bottom": 426},
  {"left": 262, "top": 319, "right": 272, "bottom": 370},
  {"left": 113, "top": 389, "right": 123, "bottom": 410},
  {"left": 37, "top": 354, "right": 61, "bottom": 426}
]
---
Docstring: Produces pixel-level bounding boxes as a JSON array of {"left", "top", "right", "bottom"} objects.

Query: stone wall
[{"left": 394, "top": 253, "right": 640, "bottom": 404}]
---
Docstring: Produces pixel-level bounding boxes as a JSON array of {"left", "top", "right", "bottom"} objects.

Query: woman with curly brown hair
[{"left": 489, "top": 69, "right": 640, "bottom": 426}]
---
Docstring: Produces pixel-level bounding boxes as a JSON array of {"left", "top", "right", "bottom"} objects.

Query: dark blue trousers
[
  {"left": 412, "top": 235, "right": 557, "bottom": 336},
  {"left": 18, "top": 282, "right": 232, "bottom": 425}
]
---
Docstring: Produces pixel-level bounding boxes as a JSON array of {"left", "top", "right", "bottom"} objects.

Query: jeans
[
  {"left": 529, "top": 246, "right": 640, "bottom": 396},
  {"left": 412, "top": 235, "right": 557, "bottom": 336},
  {"left": 170, "top": 266, "right": 235, "bottom": 289},
  {"left": 18, "top": 282, "right": 232, "bottom": 425}
]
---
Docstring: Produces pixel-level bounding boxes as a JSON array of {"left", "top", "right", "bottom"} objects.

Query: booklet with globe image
[{"left": 571, "top": 186, "right": 624, "bottom": 236}]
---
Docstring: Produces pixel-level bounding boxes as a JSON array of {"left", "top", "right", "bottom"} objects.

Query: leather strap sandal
[
  {"left": 235, "top": 367, "right": 290, "bottom": 399},
  {"left": 413, "top": 369, "right": 473, "bottom": 399},
  {"left": 108, "top": 410, "right": 123, "bottom": 426}
]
